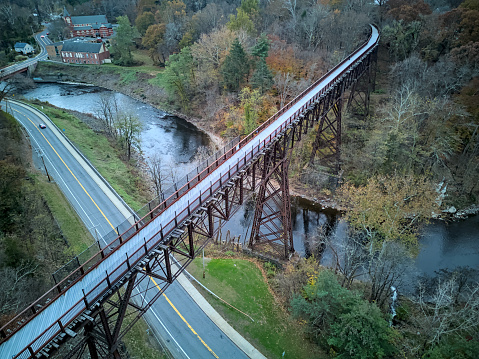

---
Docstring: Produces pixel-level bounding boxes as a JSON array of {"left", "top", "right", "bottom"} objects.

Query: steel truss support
[
  {"left": 309, "top": 84, "right": 345, "bottom": 174},
  {"left": 249, "top": 132, "right": 295, "bottom": 259},
  {"left": 347, "top": 47, "right": 378, "bottom": 118},
  {"left": 61, "top": 273, "right": 137, "bottom": 359},
  {"left": 308, "top": 47, "right": 378, "bottom": 175}
]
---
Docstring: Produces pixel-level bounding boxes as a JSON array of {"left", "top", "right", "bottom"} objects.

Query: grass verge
[
  {"left": 16, "top": 104, "right": 165, "bottom": 357},
  {"left": 186, "top": 257, "right": 324, "bottom": 359},
  {"left": 35, "top": 175, "right": 95, "bottom": 255},
  {"left": 26, "top": 100, "right": 149, "bottom": 211}
]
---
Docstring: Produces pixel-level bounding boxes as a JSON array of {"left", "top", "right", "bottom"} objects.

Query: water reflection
[
  {"left": 21, "top": 83, "right": 211, "bottom": 175},
  {"left": 21, "top": 83, "right": 479, "bottom": 279}
]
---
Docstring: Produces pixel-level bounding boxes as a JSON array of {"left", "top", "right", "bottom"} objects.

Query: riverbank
[
  {"left": 32, "top": 63, "right": 478, "bottom": 219},
  {"left": 33, "top": 62, "right": 226, "bottom": 150}
]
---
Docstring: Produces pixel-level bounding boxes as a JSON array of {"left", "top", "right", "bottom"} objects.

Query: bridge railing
[{"left": 1, "top": 25, "right": 379, "bottom": 358}]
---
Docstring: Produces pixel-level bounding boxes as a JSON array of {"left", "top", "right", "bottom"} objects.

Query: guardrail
[{"left": 1, "top": 25, "right": 379, "bottom": 359}]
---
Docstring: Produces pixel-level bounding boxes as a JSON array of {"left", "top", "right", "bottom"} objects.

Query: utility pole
[{"left": 41, "top": 155, "right": 51, "bottom": 181}]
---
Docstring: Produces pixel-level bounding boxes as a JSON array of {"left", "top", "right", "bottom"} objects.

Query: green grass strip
[
  {"left": 187, "top": 258, "right": 324, "bottom": 359},
  {"left": 35, "top": 174, "right": 95, "bottom": 255},
  {"left": 26, "top": 101, "right": 148, "bottom": 211}
]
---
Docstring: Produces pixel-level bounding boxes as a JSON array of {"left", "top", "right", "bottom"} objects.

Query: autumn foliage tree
[{"left": 338, "top": 174, "right": 438, "bottom": 248}]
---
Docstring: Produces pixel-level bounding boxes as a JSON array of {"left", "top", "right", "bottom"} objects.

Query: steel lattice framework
[{"left": 0, "top": 25, "right": 379, "bottom": 359}]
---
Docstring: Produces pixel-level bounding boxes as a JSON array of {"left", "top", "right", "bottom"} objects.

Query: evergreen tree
[
  {"left": 251, "top": 57, "right": 273, "bottom": 93},
  {"left": 251, "top": 34, "right": 270, "bottom": 59},
  {"left": 221, "top": 39, "right": 250, "bottom": 92}
]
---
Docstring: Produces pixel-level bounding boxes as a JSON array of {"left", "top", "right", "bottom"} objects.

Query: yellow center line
[
  {"left": 150, "top": 277, "right": 220, "bottom": 359},
  {"left": 14, "top": 104, "right": 219, "bottom": 357},
  {"left": 13, "top": 106, "right": 117, "bottom": 231}
]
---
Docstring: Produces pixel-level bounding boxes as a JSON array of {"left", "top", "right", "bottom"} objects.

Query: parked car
[{"left": 39, "top": 123, "right": 46, "bottom": 129}]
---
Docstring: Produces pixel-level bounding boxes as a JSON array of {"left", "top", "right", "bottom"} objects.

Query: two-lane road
[
  {"left": 4, "top": 100, "right": 253, "bottom": 359},
  {"left": 0, "top": 28, "right": 50, "bottom": 79}
]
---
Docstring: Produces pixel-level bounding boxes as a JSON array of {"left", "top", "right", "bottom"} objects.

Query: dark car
[{"left": 39, "top": 123, "right": 46, "bottom": 129}]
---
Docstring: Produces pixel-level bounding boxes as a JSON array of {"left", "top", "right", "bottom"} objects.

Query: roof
[
  {"left": 46, "top": 41, "right": 64, "bottom": 47},
  {"left": 70, "top": 15, "right": 108, "bottom": 25},
  {"left": 74, "top": 26, "right": 93, "bottom": 30},
  {"left": 63, "top": 6, "right": 70, "bottom": 17},
  {"left": 61, "top": 42, "right": 104, "bottom": 53},
  {"left": 14, "top": 42, "right": 30, "bottom": 48}
]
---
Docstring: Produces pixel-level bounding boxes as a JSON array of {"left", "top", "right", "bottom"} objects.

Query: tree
[
  {"left": 135, "top": 11, "right": 155, "bottom": 35},
  {"left": 251, "top": 58, "right": 273, "bottom": 94},
  {"left": 111, "top": 15, "right": 139, "bottom": 66},
  {"left": 221, "top": 38, "right": 250, "bottom": 92},
  {"left": 142, "top": 23, "right": 166, "bottom": 64},
  {"left": 367, "top": 241, "right": 413, "bottom": 305},
  {"left": 160, "top": 47, "right": 196, "bottom": 110},
  {"left": 338, "top": 174, "right": 439, "bottom": 248},
  {"left": 382, "top": 20, "right": 422, "bottom": 61},
  {"left": 95, "top": 93, "right": 119, "bottom": 136},
  {"left": 147, "top": 153, "right": 170, "bottom": 197},
  {"left": 328, "top": 301, "right": 396, "bottom": 359},
  {"left": 239, "top": 87, "right": 262, "bottom": 134},
  {"left": 251, "top": 34, "right": 270, "bottom": 59},
  {"left": 415, "top": 276, "right": 479, "bottom": 347},
  {"left": 191, "top": 3, "right": 227, "bottom": 37},
  {"left": 114, "top": 112, "right": 142, "bottom": 161},
  {"left": 48, "top": 18, "right": 70, "bottom": 41},
  {"left": 291, "top": 269, "right": 395, "bottom": 358},
  {"left": 0, "top": 263, "right": 38, "bottom": 323},
  {"left": 227, "top": 8, "right": 256, "bottom": 35},
  {"left": 191, "top": 26, "right": 236, "bottom": 91},
  {"left": 0, "top": 82, "right": 13, "bottom": 104}
]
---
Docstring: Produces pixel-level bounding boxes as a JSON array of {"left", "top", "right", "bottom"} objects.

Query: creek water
[{"left": 21, "top": 83, "right": 479, "bottom": 284}]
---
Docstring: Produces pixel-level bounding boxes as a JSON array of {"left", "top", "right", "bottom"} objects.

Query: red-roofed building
[{"left": 63, "top": 7, "right": 113, "bottom": 38}]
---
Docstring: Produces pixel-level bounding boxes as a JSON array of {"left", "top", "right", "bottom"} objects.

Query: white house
[{"left": 14, "top": 42, "right": 34, "bottom": 55}]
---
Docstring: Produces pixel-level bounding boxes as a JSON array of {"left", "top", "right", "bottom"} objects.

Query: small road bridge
[
  {"left": 0, "top": 32, "right": 50, "bottom": 80},
  {"left": 0, "top": 25, "right": 379, "bottom": 359}
]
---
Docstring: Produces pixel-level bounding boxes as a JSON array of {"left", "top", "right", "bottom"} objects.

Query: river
[{"left": 21, "top": 83, "right": 479, "bottom": 286}]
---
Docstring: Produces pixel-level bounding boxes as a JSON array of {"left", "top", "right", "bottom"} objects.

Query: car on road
[
  {"left": 46, "top": 32, "right": 49, "bottom": 35},
  {"left": 40, "top": 35, "right": 45, "bottom": 38},
  {"left": 39, "top": 123, "right": 46, "bottom": 129}
]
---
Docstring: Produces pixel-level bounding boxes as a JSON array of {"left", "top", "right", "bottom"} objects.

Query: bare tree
[
  {"left": 147, "top": 153, "right": 170, "bottom": 197},
  {"left": 95, "top": 93, "right": 118, "bottom": 136},
  {"left": 325, "top": 229, "right": 368, "bottom": 289},
  {"left": 0, "top": 262, "right": 38, "bottom": 322},
  {"left": 367, "top": 241, "right": 414, "bottom": 307},
  {"left": 114, "top": 112, "right": 142, "bottom": 161},
  {"left": 415, "top": 276, "right": 479, "bottom": 346},
  {"left": 0, "top": 81, "right": 13, "bottom": 104}
]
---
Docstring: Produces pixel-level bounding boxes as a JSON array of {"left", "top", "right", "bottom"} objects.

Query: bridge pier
[
  {"left": 249, "top": 132, "right": 294, "bottom": 259},
  {"left": 347, "top": 46, "right": 378, "bottom": 118},
  {"left": 309, "top": 47, "right": 378, "bottom": 175}
]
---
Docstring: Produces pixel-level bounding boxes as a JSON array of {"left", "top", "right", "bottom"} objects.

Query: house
[
  {"left": 60, "top": 42, "right": 110, "bottom": 64},
  {"left": 46, "top": 41, "right": 64, "bottom": 60},
  {"left": 14, "top": 42, "right": 34, "bottom": 55},
  {"left": 63, "top": 7, "right": 113, "bottom": 38}
]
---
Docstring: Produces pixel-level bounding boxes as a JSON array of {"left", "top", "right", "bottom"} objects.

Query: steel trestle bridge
[{"left": 0, "top": 25, "right": 379, "bottom": 359}]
